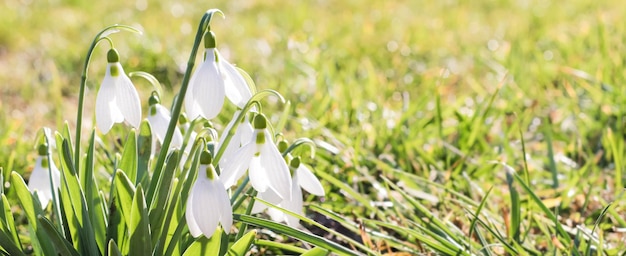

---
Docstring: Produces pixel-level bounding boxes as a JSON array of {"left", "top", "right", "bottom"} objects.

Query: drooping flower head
[
  {"left": 95, "top": 48, "right": 142, "bottom": 134},
  {"left": 185, "top": 30, "right": 253, "bottom": 121},
  {"left": 220, "top": 113, "right": 292, "bottom": 201},
  {"left": 146, "top": 92, "right": 183, "bottom": 150},
  {"left": 28, "top": 143, "right": 61, "bottom": 208},
  {"left": 254, "top": 153, "right": 325, "bottom": 227},
  {"left": 186, "top": 150, "right": 233, "bottom": 238}
]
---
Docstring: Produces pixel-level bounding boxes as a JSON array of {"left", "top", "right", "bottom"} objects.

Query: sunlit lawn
[{"left": 2, "top": 0, "right": 626, "bottom": 254}]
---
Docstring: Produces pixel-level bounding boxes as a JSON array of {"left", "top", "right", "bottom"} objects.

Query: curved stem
[
  {"left": 281, "top": 138, "right": 316, "bottom": 158},
  {"left": 212, "top": 89, "right": 286, "bottom": 164},
  {"left": 152, "top": 9, "right": 223, "bottom": 177},
  {"left": 128, "top": 71, "right": 164, "bottom": 97},
  {"left": 74, "top": 24, "right": 141, "bottom": 172}
]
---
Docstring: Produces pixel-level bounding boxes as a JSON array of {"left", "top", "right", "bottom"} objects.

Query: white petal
[
  {"left": 185, "top": 183, "right": 202, "bottom": 238},
  {"left": 238, "top": 121, "right": 254, "bottom": 144},
  {"left": 190, "top": 168, "right": 220, "bottom": 238},
  {"left": 28, "top": 157, "right": 53, "bottom": 206},
  {"left": 213, "top": 177, "right": 233, "bottom": 233},
  {"left": 259, "top": 131, "right": 292, "bottom": 200},
  {"left": 217, "top": 51, "right": 253, "bottom": 108},
  {"left": 220, "top": 141, "right": 255, "bottom": 188},
  {"left": 184, "top": 80, "right": 202, "bottom": 120},
  {"left": 282, "top": 175, "right": 304, "bottom": 227},
  {"left": 113, "top": 63, "right": 142, "bottom": 128},
  {"left": 296, "top": 165, "right": 325, "bottom": 196},
  {"left": 267, "top": 207, "right": 285, "bottom": 223},
  {"left": 251, "top": 189, "right": 282, "bottom": 214},
  {"left": 148, "top": 105, "right": 183, "bottom": 149},
  {"left": 189, "top": 49, "right": 225, "bottom": 119},
  {"left": 217, "top": 111, "right": 241, "bottom": 167},
  {"left": 248, "top": 152, "right": 270, "bottom": 193},
  {"left": 95, "top": 71, "right": 123, "bottom": 134}
]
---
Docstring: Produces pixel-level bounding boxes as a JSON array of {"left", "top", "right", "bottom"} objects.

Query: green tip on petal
[
  {"left": 37, "top": 144, "right": 48, "bottom": 156},
  {"left": 107, "top": 48, "right": 120, "bottom": 63},
  {"left": 290, "top": 156, "right": 301, "bottom": 169},
  {"left": 204, "top": 31, "right": 216, "bottom": 49},
  {"left": 253, "top": 114, "right": 267, "bottom": 129},
  {"left": 148, "top": 93, "right": 160, "bottom": 106},
  {"left": 179, "top": 113, "right": 189, "bottom": 125},
  {"left": 277, "top": 140, "right": 288, "bottom": 153},
  {"left": 200, "top": 150, "right": 213, "bottom": 165}
]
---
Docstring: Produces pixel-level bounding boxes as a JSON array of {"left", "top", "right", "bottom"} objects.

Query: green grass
[{"left": 2, "top": 0, "right": 626, "bottom": 254}]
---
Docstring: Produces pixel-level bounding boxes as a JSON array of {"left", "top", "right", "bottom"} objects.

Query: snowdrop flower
[
  {"left": 218, "top": 110, "right": 254, "bottom": 168},
  {"left": 186, "top": 151, "right": 232, "bottom": 238},
  {"left": 146, "top": 92, "right": 183, "bottom": 150},
  {"left": 220, "top": 114, "right": 292, "bottom": 201},
  {"left": 28, "top": 144, "right": 61, "bottom": 207},
  {"left": 184, "top": 31, "right": 252, "bottom": 120},
  {"left": 258, "top": 157, "right": 325, "bottom": 227},
  {"left": 95, "top": 48, "right": 142, "bottom": 134}
]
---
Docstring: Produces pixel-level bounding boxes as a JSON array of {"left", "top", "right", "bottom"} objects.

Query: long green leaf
[
  {"left": 227, "top": 230, "right": 256, "bottom": 256},
  {"left": 120, "top": 129, "right": 138, "bottom": 184},
  {"left": 182, "top": 228, "right": 224, "bottom": 256},
  {"left": 10, "top": 172, "right": 55, "bottom": 255},
  {"left": 136, "top": 121, "right": 152, "bottom": 189},
  {"left": 107, "top": 240, "right": 122, "bottom": 256},
  {"left": 301, "top": 247, "right": 330, "bottom": 256},
  {"left": 0, "top": 231, "right": 24, "bottom": 256},
  {"left": 0, "top": 195, "right": 21, "bottom": 251},
  {"left": 38, "top": 216, "right": 81, "bottom": 256},
  {"left": 83, "top": 130, "right": 107, "bottom": 254},
  {"left": 57, "top": 138, "right": 99, "bottom": 255},
  {"left": 234, "top": 214, "right": 357, "bottom": 256},
  {"left": 149, "top": 151, "right": 179, "bottom": 243},
  {"left": 129, "top": 185, "right": 152, "bottom": 256}
]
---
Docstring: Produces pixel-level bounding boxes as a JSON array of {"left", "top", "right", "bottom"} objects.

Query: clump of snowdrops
[{"left": 0, "top": 9, "right": 360, "bottom": 256}]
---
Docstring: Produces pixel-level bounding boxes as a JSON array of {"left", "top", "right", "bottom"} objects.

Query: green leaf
[
  {"left": 0, "top": 194, "right": 21, "bottom": 250},
  {"left": 0, "top": 231, "right": 24, "bottom": 256},
  {"left": 120, "top": 129, "right": 138, "bottom": 184},
  {"left": 38, "top": 216, "right": 80, "bottom": 256},
  {"left": 254, "top": 239, "right": 307, "bottom": 254},
  {"left": 182, "top": 229, "right": 224, "bottom": 256},
  {"left": 57, "top": 137, "right": 99, "bottom": 255},
  {"left": 234, "top": 214, "right": 357, "bottom": 256},
  {"left": 10, "top": 172, "right": 55, "bottom": 255},
  {"left": 137, "top": 121, "right": 152, "bottom": 189},
  {"left": 227, "top": 230, "right": 256, "bottom": 256},
  {"left": 149, "top": 151, "right": 179, "bottom": 240},
  {"left": 83, "top": 130, "right": 107, "bottom": 254},
  {"left": 129, "top": 185, "right": 152, "bottom": 256},
  {"left": 109, "top": 170, "right": 135, "bottom": 254},
  {"left": 107, "top": 240, "right": 122, "bottom": 256},
  {"left": 301, "top": 247, "right": 330, "bottom": 256}
]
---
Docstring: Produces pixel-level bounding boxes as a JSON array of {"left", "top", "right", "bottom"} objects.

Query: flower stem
[
  {"left": 152, "top": 9, "right": 223, "bottom": 177},
  {"left": 74, "top": 25, "right": 141, "bottom": 172}
]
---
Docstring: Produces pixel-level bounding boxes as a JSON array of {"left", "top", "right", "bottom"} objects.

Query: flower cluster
[{"left": 27, "top": 23, "right": 325, "bottom": 240}]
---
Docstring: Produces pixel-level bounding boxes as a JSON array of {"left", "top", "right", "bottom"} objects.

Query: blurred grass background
[{"left": 2, "top": 0, "right": 626, "bottom": 252}]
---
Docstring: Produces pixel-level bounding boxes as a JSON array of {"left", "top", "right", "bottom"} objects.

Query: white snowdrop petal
[
  {"left": 238, "top": 121, "right": 254, "bottom": 144},
  {"left": 27, "top": 158, "right": 53, "bottom": 206},
  {"left": 267, "top": 207, "right": 285, "bottom": 223},
  {"left": 147, "top": 105, "right": 169, "bottom": 143},
  {"left": 190, "top": 50, "right": 225, "bottom": 119},
  {"left": 248, "top": 154, "right": 270, "bottom": 193},
  {"left": 217, "top": 111, "right": 241, "bottom": 167},
  {"left": 185, "top": 184, "right": 202, "bottom": 238},
  {"left": 296, "top": 165, "right": 325, "bottom": 196},
  {"left": 114, "top": 65, "right": 142, "bottom": 128},
  {"left": 260, "top": 132, "right": 292, "bottom": 200},
  {"left": 251, "top": 189, "right": 282, "bottom": 214},
  {"left": 184, "top": 79, "right": 201, "bottom": 120},
  {"left": 220, "top": 141, "right": 255, "bottom": 188},
  {"left": 95, "top": 74, "right": 122, "bottom": 134},
  {"left": 214, "top": 178, "right": 233, "bottom": 233},
  {"left": 192, "top": 175, "right": 220, "bottom": 238},
  {"left": 217, "top": 51, "right": 252, "bottom": 108},
  {"left": 283, "top": 175, "right": 304, "bottom": 227}
]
